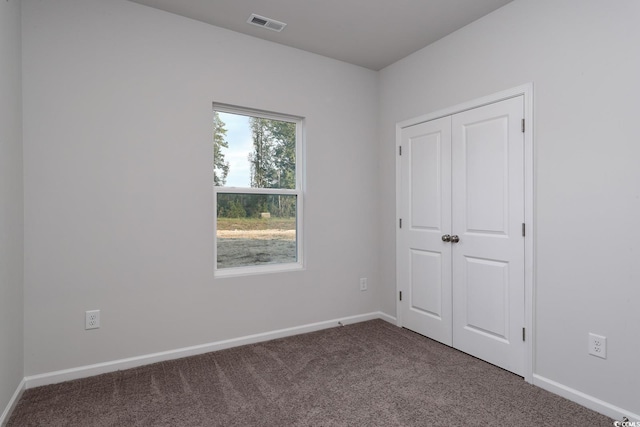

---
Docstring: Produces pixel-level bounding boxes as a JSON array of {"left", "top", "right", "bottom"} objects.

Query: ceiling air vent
[{"left": 247, "top": 13, "right": 287, "bottom": 32}]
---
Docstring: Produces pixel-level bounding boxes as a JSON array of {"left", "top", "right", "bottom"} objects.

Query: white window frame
[{"left": 213, "top": 102, "right": 304, "bottom": 277}]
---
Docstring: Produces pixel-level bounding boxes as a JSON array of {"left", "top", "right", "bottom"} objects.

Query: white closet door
[
  {"left": 398, "top": 116, "right": 452, "bottom": 345},
  {"left": 451, "top": 96, "right": 525, "bottom": 376}
]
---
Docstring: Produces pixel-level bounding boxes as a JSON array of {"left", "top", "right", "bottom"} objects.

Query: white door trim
[{"left": 395, "top": 83, "right": 534, "bottom": 383}]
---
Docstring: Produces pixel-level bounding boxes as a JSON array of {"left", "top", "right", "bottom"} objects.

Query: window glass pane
[
  {"left": 214, "top": 112, "right": 296, "bottom": 189},
  {"left": 216, "top": 193, "right": 297, "bottom": 269}
]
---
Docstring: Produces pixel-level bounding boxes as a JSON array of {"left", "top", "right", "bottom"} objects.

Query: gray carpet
[{"left": 8, "top": 320, "right": 613, "bottom": 426}]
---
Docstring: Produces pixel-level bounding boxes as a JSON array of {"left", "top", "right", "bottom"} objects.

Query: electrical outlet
[
  {"left": 588, "top": 333, "right": 606, "bottom": 359},
  {"left": 85, "top": 310, "right": 100, "bottom": 330},
  {"left": 359, "top": 278, "right": 368, "bottom": 291}
]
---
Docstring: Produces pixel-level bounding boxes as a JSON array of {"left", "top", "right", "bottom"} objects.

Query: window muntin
[{"left": 213, "top": 104, "right": 303, "bottom": 275}]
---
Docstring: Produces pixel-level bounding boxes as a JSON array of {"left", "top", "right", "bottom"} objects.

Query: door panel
[
  {"left": 452, "top": 96, "right": 525, "bottom": 376},
  {"left": 398, "top": 116, "right": 452, "bottom": 345},
  {"left": 464, "top": 117, "right": 509, "bottom": 234},
  {"left": 464, "top": 256, "right": 509, "bottom": 340},
  {"left": 410, "top": 249, "right": 442, "bottom": 318},
  {"left": 410, "top": 137, "right": 442, "bottom": 229}
]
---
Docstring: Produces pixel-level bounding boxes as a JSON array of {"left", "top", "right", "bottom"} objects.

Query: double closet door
[{"left": 397, "top": 96, "right": 525, "bottom": 376}]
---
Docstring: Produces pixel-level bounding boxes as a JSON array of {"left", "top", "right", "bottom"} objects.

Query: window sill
[{"left": 214, "top": 262, "right": 304, "bottom": 279}]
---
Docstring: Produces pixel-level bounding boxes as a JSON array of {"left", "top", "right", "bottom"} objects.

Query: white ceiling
[{"left": 128, "top": 0, "right": 513, "bottom": 71}]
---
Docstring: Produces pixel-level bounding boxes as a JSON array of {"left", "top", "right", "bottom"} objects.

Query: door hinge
[
  {"left": 522, "top": 327, "right": 526, "bottom": 341},
  {"left": 399, "top": 218, "right": 402, "bottom": 229},
  {"left": 399, "top": 291, "right": 403, "bottom": 301},
  {"left": 522, "top": 223, "right": 526, "bottom": 237},
  {"left": 521, "top": 119, "right": 525, "bottom": 133},
  {"left": 399, "top": 146, "right": 402, "bottom": 156}
]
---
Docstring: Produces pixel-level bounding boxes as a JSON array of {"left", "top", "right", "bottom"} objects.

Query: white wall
[
  {"left": 0, "top": 0, "right": 24, "bottom": 419},
  {"left": 22, "top": 0, "right": 379, "bottom": 375},
  {"left": 379, "top": 0, "right": 640, "bottom": 417}
]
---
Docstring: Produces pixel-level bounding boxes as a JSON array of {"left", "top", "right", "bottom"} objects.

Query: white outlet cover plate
[
  {"left": 85, "top": 310, "right": 100, "bottom": 330},
  {"left": 588, "top": 333, "right": 606, "bottom": 359}
]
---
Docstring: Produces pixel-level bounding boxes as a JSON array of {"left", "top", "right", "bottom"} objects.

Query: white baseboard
[
  {"left": 376, "top": 311, "right": 397, "bottom": 325},
  {"left": 533, "top": 374, "right": 639, "bottom": 423},
  {"left": 0, "top": 378, "right": 25, "bottom": 427},
  {"left": 25, "top": 311, "right": 395, "bottom": 389}
]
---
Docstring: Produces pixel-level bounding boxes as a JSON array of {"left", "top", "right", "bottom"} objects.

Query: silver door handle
[
  {"left": 442, "top": 234, "right": 451, "bottom": 242},
  {"left": 451, "top": 235, "right": 460, "bottom": 243}
]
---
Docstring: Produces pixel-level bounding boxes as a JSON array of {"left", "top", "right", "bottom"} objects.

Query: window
[{"left": 213, "top": 103, "right": 303, "bottom": 276}]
